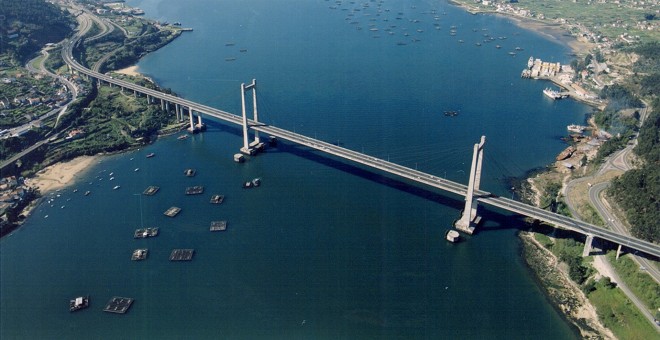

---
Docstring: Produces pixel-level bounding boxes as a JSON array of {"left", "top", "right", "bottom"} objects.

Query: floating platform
[
  {"left": 103, "top": 297, "right": 134, "bottom": 314},
  {"left": 210, "top": 221, "right": 227, "bottom": 232},
  {"left": 210, "top": 195, "right": 224, "bottom": 204},
  {"left": 164, "top": 207, "right": 181, "bottom": 217},
  {"left": 185, "top": 186, "right": 204, "bottom": 195},
  {"left": 134, "top": 227, "right": 159, "bottom": 238},
  {"left": 169, "top": 249, "right": 194, "bottom": 261},
  {"left": 184, "top": 168, "right": 196, "bottom": 177},
  {"left": 233, "top": 154, "right": 245, "bottom": 163},
  {"left": 131, "top": 248, "right": 148, "bottom": 261},
  {"left": 142, "top": 186, "right": 160, "bottom": 196},
  {"left": 69, "top": 296, "right": 89, "bottom": 312}
]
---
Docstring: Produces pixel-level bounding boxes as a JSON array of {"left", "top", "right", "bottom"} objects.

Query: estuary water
[{"left": 1, "top": 0, "right": 592, "bottom": 338}]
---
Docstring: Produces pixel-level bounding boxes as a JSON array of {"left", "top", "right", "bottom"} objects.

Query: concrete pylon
[
  {"left": 454, "top": 136, "right": 486, "bottom": 234},
  {"left": 240, "top": 79, "right": 261, "bottom": 155},
  {"left": 616, "top": 244, "right": 623, "bottom": 260},
  {"left": 583, "top": 234, "right": 594, "bottom": 257},
  {"left": 188, "top": 108, "right": 195, "bottom": 132}
]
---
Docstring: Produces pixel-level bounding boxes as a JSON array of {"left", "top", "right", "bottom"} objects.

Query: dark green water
[{"left": 1, "top": 0, "right": 592, "bottom": 338}]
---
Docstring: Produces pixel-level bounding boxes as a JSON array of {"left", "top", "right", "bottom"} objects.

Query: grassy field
[
  {"left": 607, "top": 251, "right": 660, "bottom": 311},
  {"left": 452, "top": 0, "right": 660, "bottom": 44},
  {"left": 588, "top": 277, "right": 658, "bottom": 339}
]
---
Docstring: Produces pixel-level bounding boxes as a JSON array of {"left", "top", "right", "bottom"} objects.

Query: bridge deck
[{"left": 61, "top": 36, "right": 660, "bottom": 259}]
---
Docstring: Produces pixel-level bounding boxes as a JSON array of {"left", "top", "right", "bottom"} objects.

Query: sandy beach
[
  {"left": 115, "top": 65, "right": 141, "bottom": 76},
  {"left": 449, "top": 1, "right": 595, "bottom": 55},
  {"left": 509, "top": 16, "right": 595, "bottom": 55},
  {"left": 26, "top": 155, "right": 99, "bottom": 194}
]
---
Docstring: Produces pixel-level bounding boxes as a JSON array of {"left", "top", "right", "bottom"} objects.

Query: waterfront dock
[
  {"left": 169, "top": 249, "right": 194, "bottom": 261},
  {"left": 103, "top": 297, "right": 134, "bottom": 314},
  {"left": 164, "top": 206, "right": 181, "bottom": 217},
  {"left": 210, "top": 221, "right": 227, "bottom": 231}
]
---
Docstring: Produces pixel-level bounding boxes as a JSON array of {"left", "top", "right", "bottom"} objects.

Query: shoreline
[
  {"left": 449, "top": 1, "right": 595, "bottom": 56},
  {"left": 115, "top": 65, "right": 142, "bottom": 77},
  {"left": 25, "top": 155, "right": 100, "bottom": 194},
  {"left": 519, "top": 230, "right": 616, "bottom": 339},
  {"left": 449, "top": 2, "right": 618, "bottom": 337},
  {"left": 9, "top": 3, "right": 618, "bottom": 336}
]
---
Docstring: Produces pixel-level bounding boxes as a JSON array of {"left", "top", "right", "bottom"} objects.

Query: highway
[{"left": 60, "top": 15, "right": 660, "bottom": 260}]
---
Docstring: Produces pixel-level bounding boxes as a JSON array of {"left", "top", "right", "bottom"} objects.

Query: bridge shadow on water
[
  {"left": 204, "top": 123, "right": 542, "bottom": 235},
  {"left": 205, "top": 124, "right": 649, "bottom": 247}
]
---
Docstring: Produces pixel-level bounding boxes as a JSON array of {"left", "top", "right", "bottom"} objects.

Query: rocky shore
[{"left": 520, "top": 231, "right": 616, "bottom": 339}]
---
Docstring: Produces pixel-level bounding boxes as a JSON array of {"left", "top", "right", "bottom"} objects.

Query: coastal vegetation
[
  {"left": 1, "top": 1, "right": 657, "bottom": 338},
  {"left": 0, "top": 0, "right": 73, "bottom": 63},
  {"left": 606, "top": 43, "right": 660, "bottom": 243},
  {"left": 42, "top": 84, "right": 176, "bottom": 168},
  {"left": 606, "top": 252, "right": 660, "bottom": 312},
  {"left": 585, "top": 273, "right": 658, "bottom": 339}
]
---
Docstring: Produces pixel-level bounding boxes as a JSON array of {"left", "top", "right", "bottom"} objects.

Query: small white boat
[
  {"left": 134, "top": 168, "right": 140, "bottom": 172},
  {"left": 113, "top": 185, "right": 121, "bottom": 190}
]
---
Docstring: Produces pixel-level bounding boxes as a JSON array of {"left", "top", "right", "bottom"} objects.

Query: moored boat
[{"left": 567, "top": 124, "right": 586, "bottom": 133}]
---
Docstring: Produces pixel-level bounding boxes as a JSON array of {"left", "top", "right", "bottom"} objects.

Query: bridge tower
[
  {"left": 454, "top": 136, "right": 486, "bottom": 234},
  {"left": 240, "top": 79, "right": 264, "bottom": 155}
]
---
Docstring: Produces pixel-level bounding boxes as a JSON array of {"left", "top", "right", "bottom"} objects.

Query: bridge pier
[
  {"left": 195, "top": 112, "right": 206, "bottom": 131},
  {"left": 583, "top": 234, "right": 594, "bottom": 257},
  {"left": 616, "top": 244, "right": 623, "bottom": 260},
  {"left": 160, "top": 99, "right": 165, "bottom": 111},
  {"left": 454, "top": 136, "right": 486, "bottom": 235},
  {"left": 188, "top": 108, "right": 196, "bottom": 133},
  {"left": 240, "top": 79, "right": 264, "bottom": 155}
]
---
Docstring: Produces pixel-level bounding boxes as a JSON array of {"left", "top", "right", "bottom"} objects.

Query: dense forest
[
  {"left": 0, "top": 0, "right": 73, "bottom": 62},
  {"left": 608, "top": 42, "right": 660, "bottom": 243},
  {"left": 608, "top": 100, "right": 660, "bottom": 243}
]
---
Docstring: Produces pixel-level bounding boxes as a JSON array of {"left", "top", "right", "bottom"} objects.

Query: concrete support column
[
  {"left": 240, "top": 82, "right": 250, "bottom": 153},
  {"left": 583, "top": 234, "right": 594, "bottom": 257},
  {"left": 188, "top": 108, "right": 195, "bottom": 131},
  {"left": 165, "top": 102, "right": 170, "bottom": 112},
  {"left": 134, "top": 90, "right": 137, "bottom": 97},
  {"left": 146, "top": 95, "right": 151, "bottom": 104},
  {"left": 454, "top": 136, "right": 486, "bottom": 235},
  {"left": 175, "top": 104, "right": 180, "bottom": 120},
  {"left": 616, "top": 244, "right": 623, "bottom": 260},
  {"left": 197, "top": 114, "right": 202, "bottom": 126},
  {"left": 251, "top": 79, "right": 260, "bottom": 144},
  {"left": 160, "top": 99, "right": 165, "bottom": 111}
]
